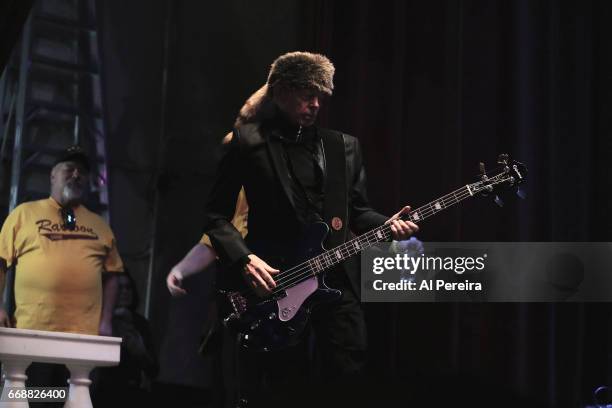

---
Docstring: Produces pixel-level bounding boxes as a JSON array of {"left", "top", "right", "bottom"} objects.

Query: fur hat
[
  {"left": 235, "top": 51, "right": 334, "bottom": 127},
  {"left": 267, "top": 51, "right": 334, "bottom": 95}
]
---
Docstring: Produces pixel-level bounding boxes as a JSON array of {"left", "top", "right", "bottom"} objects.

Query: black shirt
[{"left": 268, "top": 114, "right": 325, "bottom": 225}]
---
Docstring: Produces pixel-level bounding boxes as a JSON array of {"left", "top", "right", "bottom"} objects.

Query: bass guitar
[{"left": 221, "top": 154, "right": 526, "bottom": 352}]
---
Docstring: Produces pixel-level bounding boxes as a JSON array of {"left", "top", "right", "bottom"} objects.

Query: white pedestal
[
  {"left": 0, "top": 327, "right": 121, "bottom": 408},
  {"left": 0, "top": 359, "right": 31, "bottom": 408}
]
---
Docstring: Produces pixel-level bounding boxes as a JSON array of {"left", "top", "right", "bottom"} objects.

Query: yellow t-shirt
[
  {"left": 0, "top": 197, "right": 124, "bottom": 335},
  {"left": 200, "top": 187, "right": 249, "bottom": 246}
]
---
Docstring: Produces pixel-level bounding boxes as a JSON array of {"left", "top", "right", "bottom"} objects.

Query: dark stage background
[{"left": 4, "top": 0, "right": 612, "bottom": 406}]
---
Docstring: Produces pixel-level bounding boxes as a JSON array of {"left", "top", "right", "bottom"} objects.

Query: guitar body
[{"left": 220, "top": 222, "right": 342, "bottom": 352}]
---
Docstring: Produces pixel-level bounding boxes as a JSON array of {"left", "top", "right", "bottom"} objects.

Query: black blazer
[{"left": 202, "top": 120, "right": 388, "bottom": 292}]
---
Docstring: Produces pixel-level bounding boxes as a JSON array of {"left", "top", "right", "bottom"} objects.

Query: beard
[{"left": 61, "top": 181, "right": 86, "bottom": 204}]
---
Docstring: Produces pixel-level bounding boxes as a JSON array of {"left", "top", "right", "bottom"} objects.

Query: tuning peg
[
  {"left": 494, "top": 195, "right": 504, "bottom": 207},
  {"left": 497, "top": 153, "right": 509, "bottom": 165},
  {"left": 479, "top": 162, "right": 486, "bottom": 174},
  {"left": 479, "top": 162, "right": 488, "bottom": 182},
  {"left": 516, "top": 187, "right": 527, "bottom": 199}
]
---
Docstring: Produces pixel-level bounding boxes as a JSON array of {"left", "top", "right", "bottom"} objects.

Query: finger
[
  {"left": 391, "top": 206, "right": 412, "bottom": 221},
  {"left": 407, "top": 221, "right": 419, "bottom": 233},
  {"left": 167, "top": 282, "right": 176, "bottom": 293},
  {"left": 396, "top": 220, "right": 411, "bottom": 233},
  {"left": 170, "top": 285, "right": 187, "bottom": 296},
  {"left": 167, "top": 272, "right": 181, "bottom": 284},
  {"left": 390, "top": 223, "right": 406, "bottom": 239},
  {"left": 259, "top": 259, "right": 280, "bottom": 274},
  {"left": 391, "top": 220, "right": 412, "bottom": 239},
  {"left": 249, "top": 270, "right": 271, "bottom": 292},
  {"left": 387, "top": 209, "right": 406, "bottom": 224},
  {"left": 386, "top": 215, "right": 398, "bottom": 224},
  {"left": 258, "top": 268, "right": 277, "bottom": 288},
  {"left": 393, "top": 208, "right": 409, "bottom": 223},
  {"left": 167, "top": 277, "right": 182, "bottom": 293},
  {"left": 392, "top": 220, "right": 407, "bottom": 233},
  {"left": 171, "top": 275, "right": 183, "bottom": 287},
  {"left": 266, "top": 266, "right": 280, "bottom": 275}
]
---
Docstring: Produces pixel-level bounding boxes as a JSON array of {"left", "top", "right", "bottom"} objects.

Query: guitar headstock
[{"left": 468, "top": 154, "right": 527, "bottom": 199}]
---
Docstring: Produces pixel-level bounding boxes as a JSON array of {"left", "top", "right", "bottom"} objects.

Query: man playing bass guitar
[{"left": 202, "top": 51, "right": 418, "bottom": 408}]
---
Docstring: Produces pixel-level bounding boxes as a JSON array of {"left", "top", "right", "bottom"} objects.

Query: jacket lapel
[
  {"left": 265, "top": 130, "right": 297, "bottom": 212},
  {"left": 319, "top": 129, "right": 347, "bottom": 246}
]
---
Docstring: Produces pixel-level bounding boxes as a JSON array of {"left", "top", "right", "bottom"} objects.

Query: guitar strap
[{"left": 319, "top": 129, "right": 348, "bottom": 248}]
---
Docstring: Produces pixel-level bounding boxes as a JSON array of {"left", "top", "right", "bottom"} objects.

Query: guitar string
[
  {"left": 268, "top": 174, "right": 512, "bottom": 291},
  {"left": 237, "top": 187, "right": 472, "bottom": 299},
  {"left": 239, "top": 175, "right": 510, "bottom": 299},
  {"left": 266, "top": 174, "right": 510, "bottom": 293},
  {"left": 240, "top": 223, "right": 394, "bottom": 301},
  {"left": 268, "top": 188, "right": 474, "bottom": 294},
  {"left": 240, "top": 187, "right": 474, "bottom": 299}
]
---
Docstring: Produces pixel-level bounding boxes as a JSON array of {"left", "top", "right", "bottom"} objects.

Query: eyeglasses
[{"left": 61, "top": 207, "right": 76, "bottom": 231}]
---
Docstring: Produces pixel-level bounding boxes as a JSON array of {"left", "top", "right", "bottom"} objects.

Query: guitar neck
[
  {"left": 403, "top": 184, "right": 474, "bottom": 224},
  {"left": 306, "top": 185, "right": 474, "bottom": 276},
  {"left": 275, "top": 156, "right": 525, "bottom": 291}
]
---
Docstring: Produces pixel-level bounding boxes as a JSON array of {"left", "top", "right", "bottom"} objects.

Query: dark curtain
[
  {"left": 94, "top": 0, "right": 612, "bottom": 406},
  {"left": 301, "top": 1, "right": 612, "bottom": 406}
]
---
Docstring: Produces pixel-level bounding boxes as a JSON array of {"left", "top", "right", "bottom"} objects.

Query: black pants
[{"left": 226, "top": 271, "right": 368, "bottom": 408}]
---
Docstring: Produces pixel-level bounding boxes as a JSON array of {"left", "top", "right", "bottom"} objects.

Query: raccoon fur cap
[{"left": 235, "top": 51, "right": 334, "bottom": 127}]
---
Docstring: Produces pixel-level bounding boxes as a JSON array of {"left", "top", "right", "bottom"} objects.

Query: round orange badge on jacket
[{"left": 331, "top": 217, "right": 343, "bottom": 231}]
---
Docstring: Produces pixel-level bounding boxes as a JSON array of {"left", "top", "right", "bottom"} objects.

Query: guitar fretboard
[{"left": 272, "top": 184, "right": 475, "bottom": 293}]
